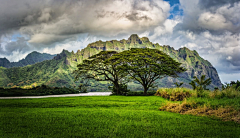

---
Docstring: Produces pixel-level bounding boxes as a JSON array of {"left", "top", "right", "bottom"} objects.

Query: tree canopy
[
  {"left": 109, "top": 48, "right": 186, "bottom": 95},
  {"left": 74, "top": 51, "right": 127, "bottom": 95}
]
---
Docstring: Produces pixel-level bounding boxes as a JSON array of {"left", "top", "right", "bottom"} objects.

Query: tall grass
[
  {"left": 210, "top": 87, "right": 240, "bottom": 99},
  {"left": 155, "top": 88, "right": 195, "bottom": 101},
  {"left": 156, "top": 87, "right": 240, "bottom": 100},
  {"left": 156, "top": 87, "right": 240, "bottom": 123}
]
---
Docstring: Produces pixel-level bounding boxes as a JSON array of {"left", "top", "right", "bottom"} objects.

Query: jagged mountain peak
[
  {"left": 0, "top": 58, "right": 11, "bottom": 68},
  {"left": 140, "top": 37, "right": 150, "bottom": 43},
  {"left": 127, "top": 34, "right": 142, "bottom": 44}
]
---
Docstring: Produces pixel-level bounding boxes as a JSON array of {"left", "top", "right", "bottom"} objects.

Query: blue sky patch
[{"left": 164, "top": 0, "right": 183, "bottom": 19}]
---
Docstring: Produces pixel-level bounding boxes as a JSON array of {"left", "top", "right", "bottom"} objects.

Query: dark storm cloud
[
  {"left": 0, "top": 0, "right": 170, "bottom": 62},
  {"left": 226, "top": 48, "right": 240, "bottom": 67},
  {"left": 0, "top": 0, "right": 58, "bottom": 33},
  {"left": 216, "top": 49, "right": 240, "bottom": 73},
  {"left": 0, "top": 0, "right": 170, "bottom": 45},
  {"left": 198, "top": 0, "right": 240, "bottom": 9},
  {"left": 174, "top": 0, "right": 240, "bottom": 34},
  {"left": 0, "top": 37, "right": 30, "bottom": 55}
]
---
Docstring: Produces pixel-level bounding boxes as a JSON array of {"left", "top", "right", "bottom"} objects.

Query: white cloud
[
  {"left": 198, "top": 12, "right": 233, "bottom": 31},
  {"left": 148, "top": 19, "right": 180, "bottom": 42},
  {"left": 226, "top": 56, "right": 232, "bottom": 60}
]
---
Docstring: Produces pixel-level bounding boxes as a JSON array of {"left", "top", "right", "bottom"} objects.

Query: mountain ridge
[
  {"left": 0, "top": 34, "right": 222, "bottom": 90},
  {"left": 0, "top": 51, "right": 56, "bottom": 68}
]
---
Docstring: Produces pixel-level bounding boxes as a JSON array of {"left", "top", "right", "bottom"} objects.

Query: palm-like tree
[
  {"left": 189, "top": 81, "right": 196, "bottom": 90},
  {"left": 193, "top": 75, "right": 212, "bottom": 90},
  {"left": 189, "top": 75, "right": 212, "bottom": 97},
  {"left": 174, "top": 82, "right": 184, "bottom": 88}
]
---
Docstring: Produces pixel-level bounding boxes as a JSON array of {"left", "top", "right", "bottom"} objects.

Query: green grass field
[{"left": 0, "top": 96, "right": 239, "bottom": 138}]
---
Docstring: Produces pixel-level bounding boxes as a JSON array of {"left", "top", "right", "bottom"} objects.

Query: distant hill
[
  {"left": 0, "top": 51, "right": 56, "bottom": 68},
  {"left": 0, "top": 34, "right": 222, "bottom": 90}
]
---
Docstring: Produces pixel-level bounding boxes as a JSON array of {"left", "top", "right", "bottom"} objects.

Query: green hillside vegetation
[
  {"left": 0, "top": 34, "right": 222, "bottom": 91},
  {"left": 0, "top": 85, "right": 78, "bottom": 96},
  {"left": 0, "top": 95, "right": 239, "bottom": 137}
]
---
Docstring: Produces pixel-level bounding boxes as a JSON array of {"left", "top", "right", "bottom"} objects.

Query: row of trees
[{"left": 74, "top": 48, "right": 186, "bottom": 95}]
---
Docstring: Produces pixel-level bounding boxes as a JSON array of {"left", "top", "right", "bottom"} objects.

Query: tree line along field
[
  {"left": 0, "top": 95, "right": 239, "bottom": 138},
  {"left": 0, "top": 85, "right": 79, "bottom": 97}
]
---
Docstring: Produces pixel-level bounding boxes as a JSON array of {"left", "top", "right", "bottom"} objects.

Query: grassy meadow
[{"left": 0, "top": 94, "right": 239, "bottom": 138}]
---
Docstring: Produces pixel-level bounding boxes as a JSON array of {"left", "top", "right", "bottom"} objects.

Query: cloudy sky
[{"left": 0, "top": 0, "right": 239, "bottom": 83}]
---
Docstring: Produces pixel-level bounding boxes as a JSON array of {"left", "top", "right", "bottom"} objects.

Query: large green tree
[
  {"left": 109, "top": 48, "right": 186, "bottom": 95},
  {"left": 74, "top": 51, "right": 127, "bottom": 95}
]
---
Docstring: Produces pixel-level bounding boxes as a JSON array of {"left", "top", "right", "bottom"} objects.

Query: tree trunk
[
  {"left": 114, "top": 82, "right": 120, "bottom": 95},
  {"left": 143, "top": 86, "right": 148, "bottom": 96}
]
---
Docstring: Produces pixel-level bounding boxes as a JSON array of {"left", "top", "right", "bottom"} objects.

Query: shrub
[
  {"left": 155, "top": 88, "right": 194, "bottom": 101},
  {"left": 109, "top": 83, "right": 130, "bottom": 95},
  {"left": 126, "top": 91, "right": 155, "bottom": 96},
  {"left": 0, "top": 85, "right": 79, "bottom": 96},
  {"left": 159, "top": 100, "right": 198, "bottom": 113},
  {"left": 210, "top": 87, "right": 240, "bottom": 99}
]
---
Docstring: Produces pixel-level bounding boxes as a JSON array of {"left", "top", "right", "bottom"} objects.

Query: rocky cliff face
[
  {"left": 159, "top": 47, "right": 222, "bottom": 89},
  {"left": 0, "top": 51, "right": 56, "bottom": 68},
  {"left": 0, "top": 34, "right": 222, "bottom": 90}
]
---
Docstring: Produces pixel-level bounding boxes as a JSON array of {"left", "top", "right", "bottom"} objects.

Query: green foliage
[
  {"left": 109, "top": 48, "right": 186, "bottom": 95},
  {"left": 109, "top": 83, "right": 130, "bottom": 95},
  {"left": 77, "top": 83, "right": 88, "bottom": 93},
  {"left": 155, "top": 88, "right": 193, "bottom": 101},
  {"left": 174, "top": 82, "right": 184, "bottom": 88},
  {"left": 125, "top": 91, "right": 156, "bottom": 96},
  {"left": 0, "top": 85, "right": 78, "bottom": 96},
  {"left": 222, "top": 80, "right": 240, "bottom": 91},
  {"left": 189, "top": 81, "right": 197, "bottom": 90},
  {"left": 210, "top": 87, "right": 240, "bottom": 99},
  {"left": 189, "top": 75, "right": 212, "bottom": 97},
  {"left": 74, "top": 51, "right": 128, "bottom": 95},
  {"left": 212, "top": 81, "right": 240, "bottom": 99}
]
